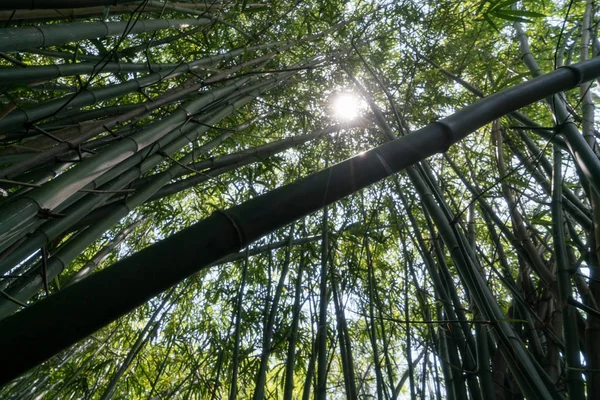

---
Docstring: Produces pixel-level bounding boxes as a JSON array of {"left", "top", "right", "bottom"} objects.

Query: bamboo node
[
  {"left": 37, "top": 208, "right": 66, "bottom": 220},
  {"left": 214, "top": 210, "right": 245, "bottom": 250}
]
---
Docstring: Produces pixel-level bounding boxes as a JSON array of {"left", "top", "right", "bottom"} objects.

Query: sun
[{"left": 332, "top": 93, "right": 362, "bottom": 121}]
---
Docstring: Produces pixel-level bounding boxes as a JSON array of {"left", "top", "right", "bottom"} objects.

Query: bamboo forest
[{"left": 1, "top": 0, "right": 600, "bottom": 398}]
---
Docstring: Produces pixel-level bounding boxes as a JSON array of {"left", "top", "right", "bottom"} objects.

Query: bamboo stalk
[
  {"left": 252, "top": 229, "right": 293, "bottom": 399},
  {"left": 0, "top": 0, "right": 140, "bottom": 10},
  {"left": 552, "top": 143, "right": 585, "bottom": 397},
  {"left": 0, "top": 18, "right": 212, "bottom": 53},
  {"left": 316, "top": 204, "right": 329, "bottom": 400},
  {"left": 0, "top": 3, "right": 265, "bottom": 21},
  {"left": 228, "top": 251, "right": 248, "bottom": 400}
]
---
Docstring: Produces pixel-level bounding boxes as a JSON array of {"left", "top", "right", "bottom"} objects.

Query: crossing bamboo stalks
[
  {"left": 0, "top": 43, "right": 281, "bottom": 136},
  {"left": 0, "top": 64, "right": 307, "bottom": 313},
  {"left": 0, "top": 43, "right": 283, "bottom": 85}
]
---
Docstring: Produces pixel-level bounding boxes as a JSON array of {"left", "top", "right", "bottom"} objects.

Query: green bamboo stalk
[
  {"left": 0, "top": 55, "right": 315, "bottom": 244},
  {"left": 99, "top": 287, "right": 175, "bottom": 400},
  {"left": 66, "top": 218, "right": 145, "bottom": 286},
  {"left": 475, "top": 315, "right": 495, "bottom": 400},
  {"left": 0, "top": 17, "right": 211, "bottom": 53},
  {"left": 252, "top": 230, "right": 293, "bottom": 399},
  {"left": 444, "top": 153, "right": 561, "bottom": 301},
  {"left": 302, "top": 332, "right": 318, "bottom": 400},
  {"left": 17, "top": 48, "right": 104, "bottom": 62},
  {"left": 493, "top": 122, "right": 556, "bottom": 291},
  {"left": 125, "top": 121, "right": 357, "bottom": 197},
  {"left": 283, "top": 248, "right": 306, "bottom": 400},
  {"left": 392, "top": 191, "right": 477, "bottom": 360},
  {"left": 0, "top": 94, "right": 265, "bottom": 312},
  {"left": 1, "top": 0, "right": 140, "bottom": 10},
  {"left": 5, "top": 74, "right": 294, "bottom": 298},
  {"left": 400, "top": 244, "right": 416, "bottom": 400},
  {"left": 503, "top": 133, "right": 592, "bottom": 230},
  {"left": 0, "top": 61, "right": 184, "bottom": 84},
  {"left": 229, "top": 252, "right": 249, "bottom": 400},
  {"left": 358, "top": 77, "right": 481, "bottom": 396},
  {"left": 1, "top": 76, "right": 212, "bottom": 178},
  {"left": 331, "top": 264, "right": 358, "bottom": 399},
  {"left": 577, "top": 4, "right": 600, "bottom": 397},
  {"left": 552, "top": 145, "right": 585, "bottom": 397},
  {"left": 70, "top": 115, "right": 306, "bottom": 232},
  {"left": 362, "top": 224, "right": 385, "bottom": 400},
  {"left": 0, "top": 57, "right": 599, "bottom": 385},
  {"left": 0, "top": 169, "right": 139, "bottom": 277},
  {"left": 360, "top": 75, "right": 523, "bottom": 398},
  {"left": 0, "top": 3, "right": 265, "bottom": 21},
  {"left": 316, "top": 205, "right": 329, "bottom": 400},
  {"left": 410, "top": 169, "right": 544, "bottom": 398}
]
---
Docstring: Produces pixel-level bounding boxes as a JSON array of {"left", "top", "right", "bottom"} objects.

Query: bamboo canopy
[
  {"left": 0, "top": 57, "right": 598, "bottom": 388},
  {"left": 0, "top": 1, "right": 599, "bottom": 398}
]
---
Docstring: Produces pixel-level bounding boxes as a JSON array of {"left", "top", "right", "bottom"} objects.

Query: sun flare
[{"left": 333, "top": 93, "right": 362, "bottom": 121}]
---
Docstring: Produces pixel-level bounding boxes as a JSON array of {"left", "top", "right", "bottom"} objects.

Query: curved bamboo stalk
[{"left": 0, "top": 77, "right": 255, "bottom": 243}]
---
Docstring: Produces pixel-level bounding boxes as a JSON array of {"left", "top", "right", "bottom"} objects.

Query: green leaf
[
  {"left": 496, "top": 9, "right": 546, "bottom": 18},
  {"left": 483, "top": 13, "right": 501, "bottom": 32},
  {"left": 491, "top": 10, "right": 534, "bottom": 23},
  {"left": 491, "top": 68, "right": 507, "bottom": 91}
]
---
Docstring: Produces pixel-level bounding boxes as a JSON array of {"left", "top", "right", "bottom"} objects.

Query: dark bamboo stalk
[
  {"left": 0, "top": 0, "right": 140, "bottom": 10},
  {"left": 283, "top": 250, "right": 306, "bottom": 400},
  {"left": 229, "top": 252, "right": 248, "bottom": 400},
  {"left": 252, "top": 230, "right": 293, "bottom": 399},
  {"left": 316, "top": 206, "right": 329, "bottom": 400}
]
